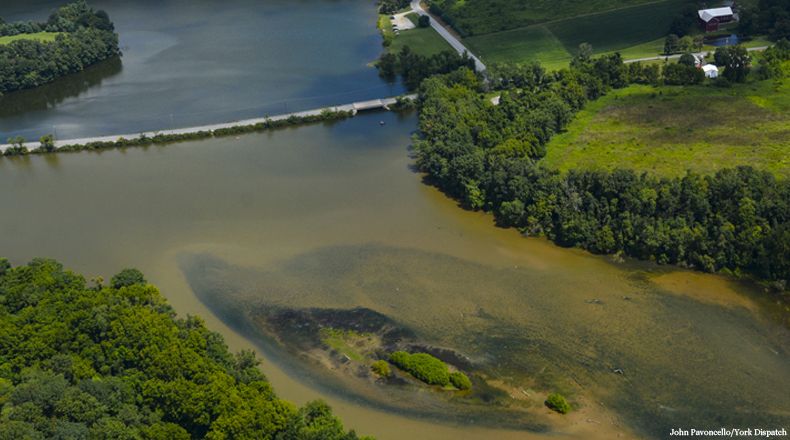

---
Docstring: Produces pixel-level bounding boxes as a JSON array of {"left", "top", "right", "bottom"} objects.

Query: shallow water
[{"left": 0, "top": 111, "right": 788, "bottom": 439}]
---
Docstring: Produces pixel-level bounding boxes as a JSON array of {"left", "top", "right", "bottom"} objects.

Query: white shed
[{"left": 702, "top": 64, "right": 719, "bottom": 78}]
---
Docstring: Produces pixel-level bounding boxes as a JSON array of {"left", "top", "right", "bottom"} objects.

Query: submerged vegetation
[
  {"left": 0, "top": 1, "right": 119, "bottom": 96},
  {"left": 0, "top": 258, "right": 373, "bottom": 440}
]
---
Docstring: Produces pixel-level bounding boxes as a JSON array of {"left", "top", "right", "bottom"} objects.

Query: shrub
[
  {"left": 388, "top": 351, "right": 449, "bottom": 386},
  {"left": 110, "top": 268, "right": 147, "bottom": 289},
  {"left": 546, "top": 394, "right": 571, "bottom": 414},
  {"left": 448, "top": 372, "right": 471, "bottom": 390},
  {"left": 371, "top": 360, "right": 391, "bottom": 378}
]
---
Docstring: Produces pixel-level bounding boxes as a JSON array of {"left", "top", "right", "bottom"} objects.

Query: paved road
[
  {"left": 409, "top": 0, "right": 486, "bottom": 72},
  {"left": 625, "top": 46, "right": 769, "bottom": 63},
  {"left": 0, "top": 94, "right": 418, "bottom": 152}
]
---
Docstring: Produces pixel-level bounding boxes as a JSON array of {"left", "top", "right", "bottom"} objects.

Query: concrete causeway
[{"left": 0, "top": 94, "right": 418, "bottom": 152}]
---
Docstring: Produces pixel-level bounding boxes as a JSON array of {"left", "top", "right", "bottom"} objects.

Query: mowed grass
[
  {"left": 0, "top": 32, "right": 61, "bottom": 45},
  {"left": 543, "top": 82, "right": 790, "bottom": 179},
  {"left": 462, "top": 0, "right": 687, "bottom": 66},
  {"left": 380, "top": 13, "right": 455, "bottom": 57},
  {"left": 464, "top": 26, "right": 570, "bottom": 65},
  {"left": 545, "top": 0, "right": 688, "bottom": 55},
  {"left": 436, "top": 0, "right": 658, "bottom": 36}
]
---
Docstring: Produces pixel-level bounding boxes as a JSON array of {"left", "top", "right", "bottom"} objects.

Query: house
[
  {"left": 721, "top": 1, "right": 740, "bottom": 9},
  {"left": 698, "top": 7, "right": 733, "bottom": 32},
  {"left": 702, "top": 64, "right": 719, "bottom": 78}
]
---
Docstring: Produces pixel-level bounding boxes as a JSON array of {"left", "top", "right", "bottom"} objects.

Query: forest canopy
[
  {"left": 0, "top": 258, "right": 373, "bottom": 440},
  {"left": 0, "top": 1, "right": 119, "bottom": 96},
  {"left": 413, "top": 50, "right": 790, "bottom": 290}
]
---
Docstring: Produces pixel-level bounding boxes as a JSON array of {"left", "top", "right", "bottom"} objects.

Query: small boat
[{"left": 380, "top": 121, "right": 386, "bottom": 126}]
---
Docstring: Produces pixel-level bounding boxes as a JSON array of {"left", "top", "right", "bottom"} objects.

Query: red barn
[{"left": 698, "top": 7, "right": 734, "bottom": 32}]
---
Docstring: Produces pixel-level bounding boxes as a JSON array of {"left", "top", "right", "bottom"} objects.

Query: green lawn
[
  {"left": 0, "top": 31, "right": 61, "bottom": 45},
  {"left": 465, "top": 26, "right": 570, "bottom": 65},
  {"left": 461, "top": 0, "right": 687, "bottom": 66},
  {"left": 433, "top": 0, "right": 661, "bottom": 36},
  {"left": 543, "top": 81, "right": 790, "bottom": 179},
  {"left": 545, "top": 0, "right": 688, "bottom": 55},
  {"left": 380, "top": 14, "right": 455, "bottom": 57}
]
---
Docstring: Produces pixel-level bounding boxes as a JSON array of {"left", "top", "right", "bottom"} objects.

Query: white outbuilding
[{"left": 702, "top": 64, "right": 719, "bottom": 78}]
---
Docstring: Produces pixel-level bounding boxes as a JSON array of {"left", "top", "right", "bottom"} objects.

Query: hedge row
[
  {"left": 4, "top": 109, "right": 356, "bottom": 157},
  {"left": 424, "top": 0, "right": 468, "bottom": 38}
]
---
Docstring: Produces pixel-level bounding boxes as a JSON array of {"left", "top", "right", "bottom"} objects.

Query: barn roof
[{"left": 698, "top": 7, "right": 733, "bottom": 22}]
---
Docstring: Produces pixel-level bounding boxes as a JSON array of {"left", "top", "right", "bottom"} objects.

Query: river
[
  {"left": 0, "top": 0, "right": 407, "bottom": 141},
  {"left": 1, "top": 1, "right": 789, "bottom": 439}
]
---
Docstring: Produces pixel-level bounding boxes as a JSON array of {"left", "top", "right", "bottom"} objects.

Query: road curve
[{"left": 409, "top": 0, "right": 486, "bottom": 72}]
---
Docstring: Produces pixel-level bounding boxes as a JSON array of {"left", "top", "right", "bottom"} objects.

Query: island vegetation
[
  {"left": 0, "top": 1, "right": 119, "bottom": 97},
  {"left": 388, "top": 351, "right": 470, "bottom": 389},
  {"left": 545, "top": 394, "right": 571, "bottom": 414},
  {"left": 0, "top": 258, "right": 373, "bottom": 440}
]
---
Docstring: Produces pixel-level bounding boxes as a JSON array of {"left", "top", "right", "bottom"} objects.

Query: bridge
[{"left": 0, "top": 94, "right": 418, "bottom": 152}]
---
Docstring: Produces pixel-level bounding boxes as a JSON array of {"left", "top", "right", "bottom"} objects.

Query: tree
[
  {"left": 418, "top": 15, "right": 430, "bottom": 28},
  {"left": 371, "top": 360, "right": 391, "bottom": 378},
  {"left": 664, "top": 34, "right": 679, "bottom": 54},
  {"left": 715, "top": 45, "right": 752, "bottom": 82},
  {"left": 571, "top": 42, "right": 593, "bottom": 66},
  {"left": 110, "top": 268, "right": 147, "bottom": 288},
  {"left": 39, "top": 134, "right": 56, "bottom": 152},
  {"left": 448, "top": 372, "right": 471, "bottom": 390},
  {"left": 679, "top": 52, "right": 696, "bottom": 67},
  {"left": 678, "top": 35, "right": 694, "bottom": 53},
  {"left": 377, "top": 52, "right": 397, "bottom": 77},
  {"left": 546, "top": 394, "right": 571, "bottom": 413}
]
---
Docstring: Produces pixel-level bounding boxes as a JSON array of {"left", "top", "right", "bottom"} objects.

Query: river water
[
  {"left": 1, "top": 2, "right": 790, "bottom": 440},
  {"left": 0, "top": 0, "right": 406, "bottom": 141}
]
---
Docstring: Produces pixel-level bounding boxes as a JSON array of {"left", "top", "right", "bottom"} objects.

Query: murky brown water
[{"left": 1, "top": 112, "right": 789, "bottom": 439}]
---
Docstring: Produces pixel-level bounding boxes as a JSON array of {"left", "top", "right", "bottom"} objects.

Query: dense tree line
[
  {"left": 0, "top": 258, "right": 374, "bottom": 439},
  {"left": 739, "top": 0, "right": 790, "bottom": 40},
  {"left": 376, "top": 45, "right": 476, "bottom": 89},
  {"left": 413, "top": 55, "right": 790, "bottom": 290},
  {"left": 378, "top": 0, "right": 410, "bottom": 14},
  {"left": 0, "top": 1, "right": 118, "bottom": 96}
]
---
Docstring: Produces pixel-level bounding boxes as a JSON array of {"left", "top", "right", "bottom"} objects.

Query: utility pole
[
  {"left": 53, "top": 126, "right": 58, "bottom": 141},
  {"left": 284, "top": 101, "right": 288, "bottom": 116},
  {"left": 170, "top": 114, "right": 175, "bottom": 134}
]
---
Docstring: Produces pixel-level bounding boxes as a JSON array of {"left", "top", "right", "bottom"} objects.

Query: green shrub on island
[
  {"left": 0, "top": 257, "right": 374, "bottom": 440},
  {"left": 546, "top": 394, "right": 571, "bottom": 414},
  {"left": 389, "top": 351, "right": 449, "bottom": 386},
  {"left": 371, "top": 360, "right": 392, "bottom": 378},
  {"left": 448, "top": 371, "right": 471, "bottom": 390}
]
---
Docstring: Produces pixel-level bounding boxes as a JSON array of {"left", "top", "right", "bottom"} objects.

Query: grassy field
[
  {"left": 433, "top": 0, "right": 659, "bottom": 36},
  {"left": 379, "top": 13, "right": 455, "bottom": 57},
  {"left": 465, "top": 26, "right": 570, "bottom": 65},
  {"left": 543, "top": 82, "right": 790, "bottom": 179},
  {"left": 463, "top": 0, "right": 687, "bottom": 67},
  {"left": 0, "top": 32, "right": 60, "bottom": 45}
]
